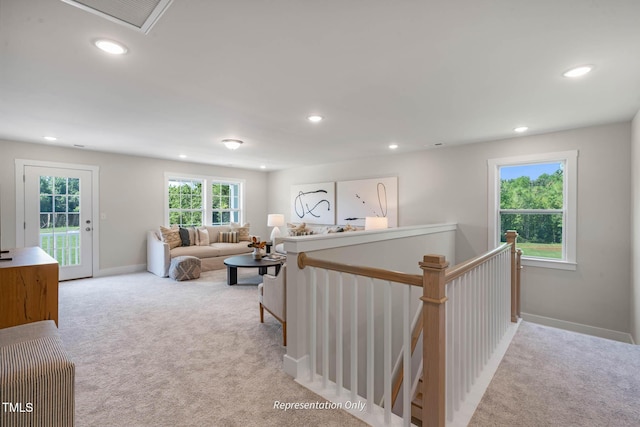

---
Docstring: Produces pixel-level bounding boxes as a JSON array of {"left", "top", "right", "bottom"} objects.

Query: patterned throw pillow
[
  {"left": 160, "top": 225, "right": 182, "bottom": 249},
  {"left": 230, "top": 222, "right": 251, "bottom": 241},
  {"left": 218, "top": 231, "right": 239, "bottom": 243}
]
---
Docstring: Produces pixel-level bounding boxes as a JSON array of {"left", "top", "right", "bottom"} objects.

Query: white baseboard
[
  {"left": 521, "top": 312, "right": 634, "bottom": 344},
  {"left": 95, "top": 263, "right": 147, "bottom": 277},
  {"left": 450, "top": 320, "right": 521, "bottom": 427},
  {"left": 283, "top": 354, "right": 309, "bottom": 378}
]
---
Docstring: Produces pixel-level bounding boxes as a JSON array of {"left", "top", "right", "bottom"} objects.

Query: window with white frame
[
  {"left": 166, "top": 174, "right": 243, "bottom": 227},
  {"left": 488, "top": 151, "right": 577, "bottom": 270},
  {"left": 211, "top": 182, "right": 241, "bottom": 225},
  {"left": 168, "top": 178, "right": 204, "bottom": 227}
]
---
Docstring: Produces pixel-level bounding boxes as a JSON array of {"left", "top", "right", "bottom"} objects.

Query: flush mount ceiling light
[
  {"left": 43, "top": 136, "right": 58, "bottom": 141},
  {"left": 94, "top": 39, "right": 128, "bottom": 55},
  {"left": 222, "top": 139, "right": 243, "bottom": 150},
  {"left": 514, "top": 126, "right": 529, "bottom": 133},
  {"left": 389, "top": 143, "right": 399, "bottom": 149},
  {"left": 307, "top": 115, "right": 323, "bottom": 123},
  {"left": 563, "top": 65, "right": 593, "bottom": 78}
]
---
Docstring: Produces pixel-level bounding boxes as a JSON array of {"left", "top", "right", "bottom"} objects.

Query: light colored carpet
[
  {"left": 58, "top": 270, "right": 640, "bottom": 426},
  {"left": 469, "top": 321, "right": 640, "bottom": 427},
  {"left": 58, "top": 269, "right": 368, "bottom": 427}
]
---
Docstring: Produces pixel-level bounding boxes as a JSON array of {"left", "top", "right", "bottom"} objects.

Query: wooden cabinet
[{"left": 0, "top": 247, "right": 59, "bottom": 329}]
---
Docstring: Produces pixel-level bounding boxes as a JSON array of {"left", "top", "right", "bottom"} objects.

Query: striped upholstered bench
[{"left": 0, "top": 320, "right": 75, "bottom": 427}]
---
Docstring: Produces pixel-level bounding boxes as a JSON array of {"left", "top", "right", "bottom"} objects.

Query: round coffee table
[{"left": 223, "top": 255, "right": 283, "bottom": 285}]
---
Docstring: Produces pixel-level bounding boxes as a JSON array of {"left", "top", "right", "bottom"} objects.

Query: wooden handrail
[
  {"left": 297, "top": 252, "right": 423, "bottom": 287},
  {"left": 445, "top": 242, "right": 511, "bottom": 283}
]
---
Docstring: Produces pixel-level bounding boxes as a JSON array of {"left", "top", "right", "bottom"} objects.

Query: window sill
[{"left": 521, "top": 257, "right": 577, "bottom": 271}]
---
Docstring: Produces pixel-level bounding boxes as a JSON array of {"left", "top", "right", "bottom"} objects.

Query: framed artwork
[
  {"left": 290, "top": 182, "right": 335, "bottom": 224},
  {"left": 337, "top": 177, "right": 398, "bottom": 227}
]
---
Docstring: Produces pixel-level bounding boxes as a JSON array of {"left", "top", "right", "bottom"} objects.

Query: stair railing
[
  {"left": 297, "top": 253, "right": 422, "bottom": 425},
  {"left": 420, "top": 230, "right": 520, "bottom": 426},
  {"left": 296, "top": 231, "right": 521, "bottom": 426}
]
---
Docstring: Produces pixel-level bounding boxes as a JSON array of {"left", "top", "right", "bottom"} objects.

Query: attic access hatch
[{"left": 60, "top": 0, "right": 173, "bottom": 34}]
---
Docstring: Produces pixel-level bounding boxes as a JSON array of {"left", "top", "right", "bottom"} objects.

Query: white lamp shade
[
  {"left": 365, "top": 216, "right": 388, "bottom": 230},
  {"left": 267, "top": 214, "right": 285, "bottom": 227},
  {"left": 268, "top": 214, "right": 285, "bottom": 242}
]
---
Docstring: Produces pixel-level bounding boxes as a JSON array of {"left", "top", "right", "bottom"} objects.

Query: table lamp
[
  {"left": 267, "top": 214, "right": 285, "bottom": 242},
  {"left": 365, "top": 216, "right": 388, "bottom": 230}
]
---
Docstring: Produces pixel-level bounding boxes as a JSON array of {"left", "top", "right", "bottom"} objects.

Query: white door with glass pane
[{"left": 24, "top": 166, "right": 93, "bottom": 281}]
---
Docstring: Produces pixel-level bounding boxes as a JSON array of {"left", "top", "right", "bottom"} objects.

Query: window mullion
[{"left": 500, "top": 209, "right": 563, "bottom": 214}]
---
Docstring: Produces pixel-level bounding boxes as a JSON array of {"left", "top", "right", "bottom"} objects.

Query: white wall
[
  {"left": 0, "top": 139, "right": 269, "bottom": 274},
  {"left": 268, "top": 122, "right": 632, "bottom": 336},
  {"left": 631, "top": 111, "right": 640, "bottom": 344}
]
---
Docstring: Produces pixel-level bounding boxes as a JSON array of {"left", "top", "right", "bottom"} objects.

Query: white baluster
[
  {"left": 483, "top": 263, "right": 489, "bottom": 364},
  {"left": 403, "top": 285, "right": 411, "bottom": 427},
  {"left": 465, "top": 272, "right": 472, "bottom": 393},
  {"left": 367, "top": 277, "right": 374, "bottom": 413},
  {"left": 323, "top": 269, "right": 329, "bottom": 388},
  {"left": 446, "top": 281, "right": 453, "bottom": 422},
  {"left": 384, "top": 281, "right": 392, "bottom": 424},
  {"left": 336, "top": 272, "right": 343, "bottom": 396},
  {"left": 351, "top": 275, "right": 358, "bottom": 401},
  {"left": 473, "top": 268, "right": 480, "bottom": 380},
  {"left": 310, "top": 267, "right": 317, "bottom": 382}
]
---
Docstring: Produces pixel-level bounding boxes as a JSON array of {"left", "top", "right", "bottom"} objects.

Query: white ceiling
[{"left": 1, "top": 0, "right": 640, "bottom": 171}]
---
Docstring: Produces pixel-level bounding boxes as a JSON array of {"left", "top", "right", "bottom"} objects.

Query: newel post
[
  {"left": 506, "top": 230, "right": 519, "bottom": 322},
  {"left": 420, "top": 254, "right": 449, "bottom": 427},
  {"left": 516, "top": 248, "right": 522, "bottom": 318}
]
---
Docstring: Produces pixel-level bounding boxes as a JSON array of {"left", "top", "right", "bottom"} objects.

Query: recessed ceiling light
[
  {"left": 514, "top": 126, "right": 529, "bottom": 133},
  {"left": 260, "top": 165, "right": 266, "bottom": 169},
  {"left": 43, "top": 136, "right": 57, "bottom": 141},
  {"left": 94, "top": 39, "right": 128, "bottom": 55},
  {"left": 179, "top": 154, "right": 187, "bottom": 159},
  {"left": 307, "top": 115, "right": 323, "bottom": 123},
  {"left": 389, "top": 143, "right": 399, "bottom": 149},
  {"left": 222, "top": 139, "right": 243, "bottom": 150},
  {"left": 563, "top": 65, "right": 592, "bottom": 78}
]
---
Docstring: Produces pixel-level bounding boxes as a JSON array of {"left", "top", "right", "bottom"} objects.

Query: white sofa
[{"left": 147, "top": 225, "right": 253, "bottom": 277}]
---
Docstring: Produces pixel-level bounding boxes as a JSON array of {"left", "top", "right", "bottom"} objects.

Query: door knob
[{"left": 85, "top": 227, "right": 92, "bottom": 231}]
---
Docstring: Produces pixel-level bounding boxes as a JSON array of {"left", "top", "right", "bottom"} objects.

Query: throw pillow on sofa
[
  {"left": 218, "top": 231, "right": 239, "bottom": 243},
  {"left": 179, "top": 227, "right": 191, "bottom": 246},
  {"left": 187, "top": 226, "right": 198, "bottom": 246},
  {"left": 197, "top": 227, "right": 210, "bottom": 245},
  {"left": 230, "top": 222, "right": 251, "bottom": 241},
  {"left": 160, "top": 225, "right": 182, "bottom": 249}
]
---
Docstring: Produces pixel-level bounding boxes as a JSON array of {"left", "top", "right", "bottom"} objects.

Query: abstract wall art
[
  {"left": 290, "top": 182, "right": 335, "bottom": 224},
  {"left": 336, "top": 177, "right": 398, "bottom": 227}
]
